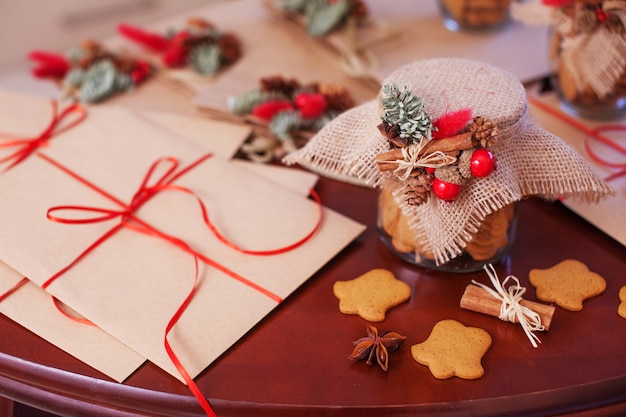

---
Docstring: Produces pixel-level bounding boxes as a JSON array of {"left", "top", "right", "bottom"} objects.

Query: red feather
[
  {"left": 28, "top": 51, "right": 69, "bottom": 79},
  {"left": 118, "top": 23, "right": 170, "bottom": 52},
  {"left": 432, "top": 108, "right": 473, "bottom": 139}
]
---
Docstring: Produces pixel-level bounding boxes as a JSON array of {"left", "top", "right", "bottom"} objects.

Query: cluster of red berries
[
  {"left": 430, "top": 148, "right": 496, "bottom": 202},
  {"left": 251, "top": 92, "right": 328, "bottom": 121}
]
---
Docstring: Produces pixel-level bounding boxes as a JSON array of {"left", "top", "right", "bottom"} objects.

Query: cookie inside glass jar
[{"left": 439, "top": 0, "right": 513, "bottom": 32}]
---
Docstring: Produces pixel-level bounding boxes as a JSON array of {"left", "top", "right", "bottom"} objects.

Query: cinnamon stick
[
  {"left": 375, "top": 132, "right": 473, "bottom": 171},
  {"left": 460, "top": 284, "right": 555, "bottom": 330}
]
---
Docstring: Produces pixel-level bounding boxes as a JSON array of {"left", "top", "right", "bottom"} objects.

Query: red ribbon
[
  {"left": 36, "top": 151, "right": 323, "bottom": 417},
  {"left": 527, "top": 95, "right": 626, "bottom": 183},
  {"left": 0, "top": 101, "right": 86, "bottom": 171}
]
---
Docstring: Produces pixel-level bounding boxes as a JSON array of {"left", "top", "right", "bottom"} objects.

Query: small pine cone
[
  {"left": 404, "top": 169, "right": 433, "bottom": 206},
  {"left": 435, "top": 165, "right": 464, "bottom": 185},
  {"left": 218, "top": 33, "right": 242, "bottom": 64},
  {"left": 318, "top": 84, "right": 355, "bottom": 112},
  {"left": 575, "top": 7, "right": 598, "bottom": 33},
  {"left": 457, "top": 149, "right": 473, "bottom": 179},
  {"left": 260, "top": 75, "right": 301, "bottom": 96},
  {"left": 349, "top": 0, "right": 369, "bottom": 19},
  {"left": 377, "top": 121, "right": 404, "bottom": 145},
  {"left": 470, "top": 116, "right": 498, "bottom": 148}
]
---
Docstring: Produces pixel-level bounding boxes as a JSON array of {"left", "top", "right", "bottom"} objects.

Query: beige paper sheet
[
  {"left": 529, "top": 93, "right": 625, "bottom": 246},
  {"left": 0, "top": 263, "right": 146, "bottom": 382},
  {"left": 268, "top": 0, "right": 552, "bottom": 84},
  {"left": 0, "top": 103, "right": 365, "bottom": 382}
]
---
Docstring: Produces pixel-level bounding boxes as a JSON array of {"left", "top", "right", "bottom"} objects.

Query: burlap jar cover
[{"left": 284, "top": 58, "right": 613, "bottom": 265}]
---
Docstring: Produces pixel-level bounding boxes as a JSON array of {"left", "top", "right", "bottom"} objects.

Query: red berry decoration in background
[
  {"left": 251, "top": 100, "right": 294, "bottom": 121},
  {"left": 470, "top": 149, "right": 496, "bottom": 178},
  {"left": 431, "top": 178, "right": 462, "bottom": 202},
  {"left": 294, "top": 92, "right": 327, "bottom": 119}
]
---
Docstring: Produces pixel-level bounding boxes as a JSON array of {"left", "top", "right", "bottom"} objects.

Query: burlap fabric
[{"left": 284, "top": 58, "right": 613, "bottom": 264}]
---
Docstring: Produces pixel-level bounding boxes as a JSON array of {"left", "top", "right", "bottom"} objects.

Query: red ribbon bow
[{"left": 0, "top": 101, "right": 86, "bottom": 171}]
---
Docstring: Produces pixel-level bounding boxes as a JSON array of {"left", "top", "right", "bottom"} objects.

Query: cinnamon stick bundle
[{"left": 460, "top": 284, "right": 555, "bottom": 330}]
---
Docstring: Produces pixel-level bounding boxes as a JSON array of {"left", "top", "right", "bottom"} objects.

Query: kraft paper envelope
[
  {"left": 529, "top": 93, "right": 625, "bottom": 247},
  {"left": 0, "top": 104, "right": 365, "bottom": 382},
  {"left": 267, "top": 0, "right": 551, "bottom": 84},
  {"left": 0, "top": 262, "right": 145, "bottom": 382}
]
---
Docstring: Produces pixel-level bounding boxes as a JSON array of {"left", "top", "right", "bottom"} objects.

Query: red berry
[
  {"left": 470, "top": 149, "right": 496, "bottom": 178},
  {"left": 425, "top": 167, "right": 435, "bottom": 174},
  {"left": 294, "top": 92, "right": 327, "bottom": 119},
  {"left": 431, "top": 178, "right": 462, "bottom": 202},
  {"left": 251, "top": 100, "right": 294, "bottom": 121}
]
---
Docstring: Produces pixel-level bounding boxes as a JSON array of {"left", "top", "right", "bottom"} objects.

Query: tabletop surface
[{"left": 0, "top": 173, "right": 625, "bottom": 417}]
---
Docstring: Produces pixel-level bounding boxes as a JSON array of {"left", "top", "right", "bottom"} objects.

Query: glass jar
[
  {"left": 548, "top": 7, "right": 626, "bottom": 120},
  {"left": 377, "top": 188, "right": 518, "bottom": 273},
  {"left": 438, "top": 0, "right": 512, "bottom": 32}
]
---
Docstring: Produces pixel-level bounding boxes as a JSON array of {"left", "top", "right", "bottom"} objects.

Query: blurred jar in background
[
  {"left": 549, "top": 1, "right": 626, "bottom": 120},
  {"left": 439, "top": 0, "right": 513, "bottom": 32}
]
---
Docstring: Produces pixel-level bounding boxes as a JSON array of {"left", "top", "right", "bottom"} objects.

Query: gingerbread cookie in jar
[
  {"left": 285, "top": 58, "right": 613, "bottom": 272},
  {"left": 439, "top": 0, "right": 513, "bottom": 32}
]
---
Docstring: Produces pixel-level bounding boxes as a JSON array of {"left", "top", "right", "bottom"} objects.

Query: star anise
[{"left": 348, "top": 325, "right": 406, "bottom": 371}]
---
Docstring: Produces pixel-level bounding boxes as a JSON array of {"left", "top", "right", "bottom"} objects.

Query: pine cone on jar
[
  {"left": 260, "top": 76, "right": 301, "bottom": 96},
  {"left": 218, "top": 33, "right": 242, "bottom": 64},
  {"left": 470, "top": 116, "right": 498, "bottom": 148},
  {"left": 405, "top": 168, "right": 434, "bottom": 206}
]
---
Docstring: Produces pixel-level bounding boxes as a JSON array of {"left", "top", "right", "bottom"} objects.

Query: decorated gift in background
[
  {"left": 191, "top": 0, "right": 377, "bottom": 162},
  {"left": 439, "top": 0, "right": 513, "bottom": 32},
  {"left": 263, "top": 0, "right": 398, "bottom": 84},
  {"left": 28, "top": 40, "right": 153, "bottom": 103},
  {"left": 0, "top": 101, "right": 365, "bottom": 385},
  {"left": 513, "top": 0, "right": 626, "bottom": 120},
  {"left": 285, "top": 58, "right": 613, "bottom": 272},
  {"left": 226, "top": 75, "right": 357, "bottom": 162},
  {"left": 115, "top": 17, "right": 242, "bottom": 94}
]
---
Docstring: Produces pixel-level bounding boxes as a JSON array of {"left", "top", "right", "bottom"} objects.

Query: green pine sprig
[{"left": 380, "top": 83, "right": 434, "bottom": 143}]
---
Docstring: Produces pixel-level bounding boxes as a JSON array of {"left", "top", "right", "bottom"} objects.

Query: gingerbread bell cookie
[
  {"left": 333, "top": 268, "right": 410, "bottom": 322},
  {"left": 411, "top": 319, "right": 492, "bottom": 379},
  {"left": 529, "top": 259, "right": 606, "bottom": 311}
]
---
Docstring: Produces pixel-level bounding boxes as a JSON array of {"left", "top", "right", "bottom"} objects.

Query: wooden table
[{"left": 0, "top": 174, "right": 625, "bottom": 417}]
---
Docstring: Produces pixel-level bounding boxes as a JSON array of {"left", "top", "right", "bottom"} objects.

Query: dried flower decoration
[
  {"left": 348, "top": 325, "right": 406, "bottom": 371},
  {"left": 117, "top": 18, "right": 242, "bottom": 76},
  {"left": 277, "top": 0, "right": 369, "bottom": 37},
  {"left": 228, "top": 75, "right": 356, "bottom": 161},
  {"left": 29, "top": 40, "right": 153, "bottom": 103},
  {"left": 375, "top": 83, "right": 498, "bottom": 204}
]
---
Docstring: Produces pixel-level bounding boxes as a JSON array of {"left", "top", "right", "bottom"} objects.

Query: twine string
[
  {"left": 393, "top": 140, "right": 457, "bottom": 181},
  {"left": 472, "top": 264, "right": 545, "bottom": 348}
]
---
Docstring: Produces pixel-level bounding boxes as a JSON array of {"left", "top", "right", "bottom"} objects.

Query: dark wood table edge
[{"left": 1, "top": 351, "right": 625, "bottom": 417}]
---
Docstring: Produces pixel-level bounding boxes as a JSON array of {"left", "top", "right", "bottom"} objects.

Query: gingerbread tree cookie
[
  {"left": 618, "top": 286, "right": 626, "bottom": 319},
  {"left": 411, "top": 319, "right": 492, "bottom": 379},
  {"left": 333, "top": 269, "right": 410, "bottom": 322},
  {"left": 529, "top": 259, "right": 606, "bottom": 312}
]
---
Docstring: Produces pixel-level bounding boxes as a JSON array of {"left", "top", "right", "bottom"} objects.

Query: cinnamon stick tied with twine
[
  {"left": 460, "top": 264, "right": 556, "bottom": 348},
  {"left": 375, "top": 131, "right": 473, "bottom": 172}
]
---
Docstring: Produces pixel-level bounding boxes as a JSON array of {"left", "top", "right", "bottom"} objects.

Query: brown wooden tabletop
[{"left": 0, "top": 173, "right": 625, "bottom": 417}]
